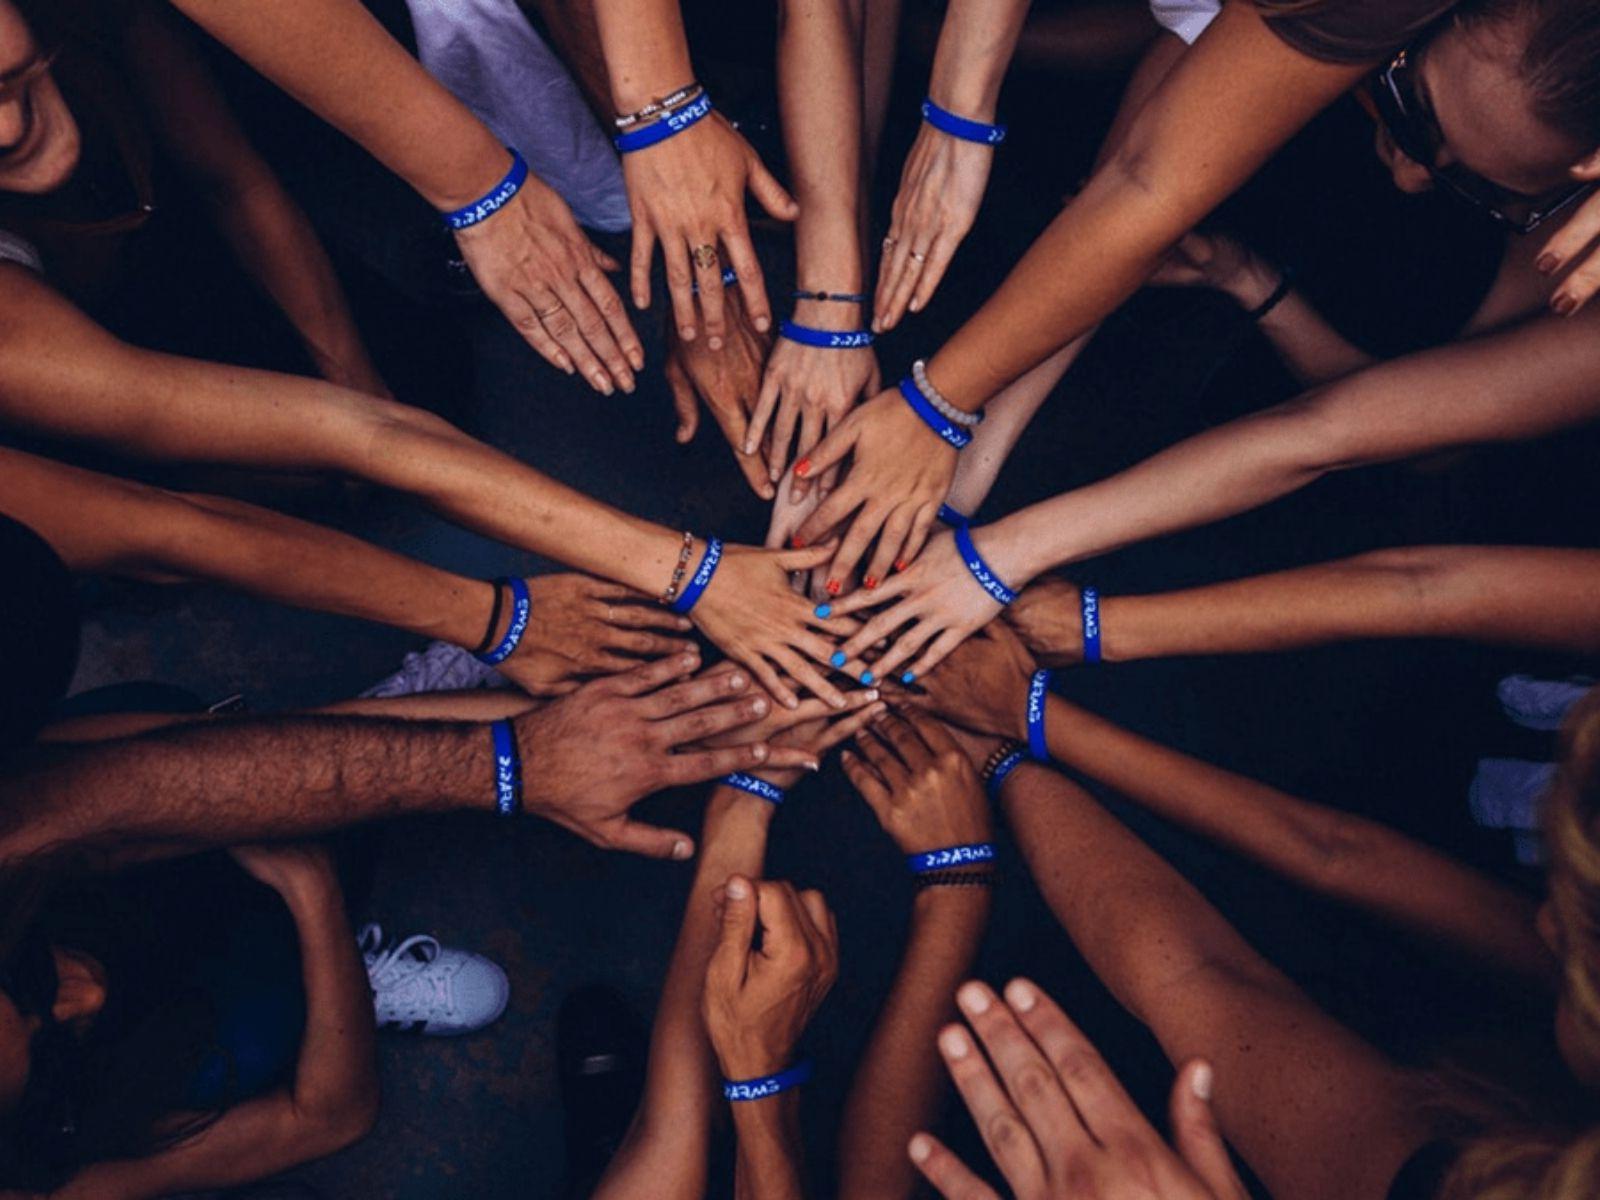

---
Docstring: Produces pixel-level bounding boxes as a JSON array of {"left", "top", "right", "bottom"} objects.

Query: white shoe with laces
[{"left": 358, "top": 923, "right": 510, "bottom": 1036}]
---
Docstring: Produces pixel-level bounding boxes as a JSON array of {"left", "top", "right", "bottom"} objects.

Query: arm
[
  {"left": 125, "top": 6, "right": 384, "bottom": 395},
  {"left": 52, "top": 847, "right": 377, "bottom": 1200},
  {"left": 997, "top": 760, "right": 1432, "bottom": 1200},
  {"left": 0, "top": 266, "right": 849, "bottom": 708},
  {"left": 165, "top": 0, "right": 643, "bottom": 393}
]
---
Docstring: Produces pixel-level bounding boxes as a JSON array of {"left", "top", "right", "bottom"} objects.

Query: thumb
[
  {"left": 776, "top": 540, "right": 838, "bottom": 572},
  {"left": 590, "top": 239, "right": 622, "bottom": 274},
  {"left": 707, "top": 873, "right": 760, "bottom": 985},
  {"left": 1169, "top": 1061, "right": 1246, "bottom": 1200},
  {"left": 748, "top": 154, "right": 800, "bottom": 222},
  {"left": 604, "top": 817, "right": 696, "bottom": 862}
]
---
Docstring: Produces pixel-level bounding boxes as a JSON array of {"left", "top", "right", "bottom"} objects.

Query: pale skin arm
[
  {"left": 46, "top": 853, "right": 377, "bottom": 1200},
  {"left": 997, "top": 761, "right": 1432, "bottom": 1200},
  {"left": 124, "top": 5, "right": 385, "bottom": 396}
]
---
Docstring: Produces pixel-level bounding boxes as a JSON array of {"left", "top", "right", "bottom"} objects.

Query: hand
[
  {"left": 911, "top": 978, "right": 1248, "bottom": 1200},
  {"left": 1538, "top": 187, "right": 1600, "bottom": 316},
  {"left": 690, "top": 541, "right": 860, "bottom": 710},
  {"left": 874, "top": 123, "right": 994, "bottom": 332},
  {"left": 765, "top": 468, "right": 833, "bottom": 597},
  {"left": 906, "top": 622, "right": 1038, "bottom": 742},
  {"left": 841, "top": 709, "right": 991, "bottom": 855},
  {"left": 793, "top": 387, "right": 960, "bottom": 590},
  {"left": 1004, "top": 576, "right": 1090, "bottom": 667},
  {"left": 229, "top": 841, "right": 337, "bottom": 896},
  {"left": 747, "top": 313, "right": 880, "bottom": 494},
  {"left": 829, "top": 527, "right": 1018, "bottom": 685},
  {"left": 703, "top": 875, "right": 839, "bottom": 1080},
  {"left": 1147, "top": 231, "right": 1271, "bottom": 306},
  {"left": 622, "top": 111, "right": 799, "bottom": 350},
  {"left": 454, "top": 166, "right": 644, "bottom": 395},
  {"left": 664, "top": 289, "right": 776, "bottom": 499},
  {"left": 694, "top": 660, "right": 883, "bottom": 750},
  {"left": 514, "top": 653, "right": 820, "bottom": 859},
  {"left": 495, "top": 575, "right": 698, "bottom": 697}
]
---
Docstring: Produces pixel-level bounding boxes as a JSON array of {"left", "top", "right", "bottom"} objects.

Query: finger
[
  {"left": 796, "top": 887, "right": 831, "bottom": 944},
  {"left": 578, "top": 254, "right": 645, "bottom": 374},
  {"left": 791, "top": 420, "right": 858, "bottom": 495},
  {"left": 602, "top": 604, "right": 696, "bottom": 634},
  {"left": 501, "top": 288, "right": 575, "bottom": 375},
  {"left": 794, "top": 481, "right": 867, "bottom": 554},
  {"left": 589, "top": 239, "right": 623, "bottom": 274},
  {"left": 1537, "top": 196, "right": 1600, "bottom": 291},
  {"left": 602, "top": 816, "right": 697, "bottom": 862},
  {"left": 896, "top": 505, "right": 939, "bottom": 572},
  {"left": 529, "top": 287, "right": 615, "bottom": 396},
  {"left": 663, "top": 741, "right": 814, "bottom": 787},
  {"left": 893, "top": 625, "right": 970, "bottom": 684},
  {"left": 793, "top": 404, "right": 826, "bottom": 486},
  {"left": 879, "top": 222, "right": 930, "bottom": 331},
  {"left": 1170, "top": 1060, "right": 1246, "bottom": 1200},
  {"left": 1001, "top": 977, "right": 1146, "bottom": 1147},
  {"left": 642, "top": 667, "right": 754, "bottom": 721},
  {"left": 861, "top": 504, "right": 914, "bottom": 593},
  {"left": 1551, "top": 245, "right": 1600, "bottom": 316},
  {"left": 732, "top": 439, "right": 778, "bottom": 500},
  {"left": 875, "top": 223, "right": 917, "bottom": 333},
  {"left": 908, "top": 225, "right": 961, "bottom": 317},
  {"left": 829, "top": 571, "right": 912, "bottom": 620},
  {"left": 605, "top": 650, "right": 701, "bottom": 697},
  {"left": 900, "top": 706, "right": 964, "bottom": 757},
  {"left": 707, "top": 872, "right": 760, "bottom": 987},
  {"left": 765, "top": 390, "right": 802, "bottom": 485},
  {"left": 656, "top": 693, "right": 779, "bottom": 748},
  {"left": 629, "top": 218, "right": 655, "bottom": 311},
  {"left": 774, "top": 646, "right": 851, "bottom": 711},
  {"left": 663, "top": 238, "right": 700, "bottom": 343},
  {"left": 557, "top": 267, "right": 636, "bottom": 392},
  {"left": 690, "top": 235, "right": 729, "bottom": 349},
  {"left": 935, "top": 1021, "right": 1050, "bottom": 1196},
  {"left": 811, "top": 700, "right": 889, "bottom": 757},
  {"left": 956, "top": 982, "right": 1082, "bottom": 1165},
  {"left": 740, "top": 651, "right": 800, "bottom": 711},
  {"left": 872, "top": 707, "right": 936, "bottom": 768},
  {"left": 907, "top": 1133, "right": 1003, "bottom": 1200},
  {"left": 774, "top": 542, "right": 841, "bottom": 574},
  {"left": 839, "top": 745, "right": 892, "bottom": 809},
  {"left": 665, "top": 354, "right": 700, "bottom": 444},
  {"left": 747, "top": 152, "right": 800, "bottom": 222},
  {"left": 721, "top": 222, "right": 774, "bottom": 333},
  {"left": 857, "top": 616, "right": 939, "bottom": 685},
  {"left": 600, "top": 628, "right": 698, "bottom": 659},
  {"left": 747, "top": 363, "right": 784, "bottom": 459},
  {"left": 853, "top": 723, "right": 909, "bottom": 784},
  {"left": 752, "top": 879, "right": 807, "bottom": 961}
]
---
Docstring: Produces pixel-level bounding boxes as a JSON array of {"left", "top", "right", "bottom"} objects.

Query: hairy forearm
[
  {"left": 1042, "top": 698, "right": 1551, "bottom": 981},
  {"left": 0, "top": 716, "right": 489, "bottom": 867},
  {"left": 733, "top": 1096, "right": 807, "bottom": 1200},
  {"left": 837, "top": 888, "right": 989, "bottom": 1200},
  {"left": 166, "top": 0, "right": 510, "bottom": 209}
]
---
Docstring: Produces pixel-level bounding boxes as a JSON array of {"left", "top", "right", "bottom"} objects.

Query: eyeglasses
[{"left": 1372, "top": 46, "right": 1594, "bottom": 234}]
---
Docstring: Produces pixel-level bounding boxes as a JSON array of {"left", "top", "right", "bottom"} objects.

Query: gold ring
[
  {"left": 691, "top": 243, "right": 718, "bottom": 270},
  {"left": 882, "top": 235, "right": 898, "bottom": 248},
  {"left": 536, "top": 304, "right": 563, "bottom": 319}
]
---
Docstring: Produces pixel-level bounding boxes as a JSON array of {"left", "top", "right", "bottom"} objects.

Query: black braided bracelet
[
  {"left": 913, "top": 870, "right": 998, "bottom": 890},
  {"left": 792, "top": 289, "right": 869, "bottom": 304},
  {"left": 472, "top": 580, "right": 506, "bottom": 655}
]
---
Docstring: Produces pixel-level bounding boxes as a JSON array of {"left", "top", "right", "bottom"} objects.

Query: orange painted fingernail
[
  {"left": 795, "top": 459, "right": 811, "bottom": 479},
  {"left": 895, "top": 559, "right": 908, "bottom": 572},
  {"left": 790, "top": 535, "right": 806, "bottom": 549},
  {"left": 864, "top": 576, "right": 878, "bottom": 589},
  {"left": 826, "top": 579, "right": 841, "bottom": 596}
]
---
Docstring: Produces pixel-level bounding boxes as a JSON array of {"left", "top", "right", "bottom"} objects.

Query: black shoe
[{"left": 558, "top": 984, "right": 649, "bottom": 1199}]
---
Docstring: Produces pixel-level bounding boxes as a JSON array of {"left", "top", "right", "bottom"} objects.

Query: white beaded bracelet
[{"left": 912, "top": 360, "right": 983, "bottom": 428}]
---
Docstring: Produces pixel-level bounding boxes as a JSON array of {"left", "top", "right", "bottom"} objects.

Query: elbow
[
  {"left": 344, "top": 397, "right": 469, "bottom": 479},
  {"left": 298, "top": 1078, "right": 381, "bottom": 1158}
]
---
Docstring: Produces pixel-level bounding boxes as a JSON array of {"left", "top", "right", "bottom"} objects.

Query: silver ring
[
  {"left": 882, "top": 235, "right": 898, "bottom": 248},
  {"left": 536, "top": 303, "right": 564, "bottom": 319},
  {"left": 909, "top": 249, "right": 927, "bottom": 263}
]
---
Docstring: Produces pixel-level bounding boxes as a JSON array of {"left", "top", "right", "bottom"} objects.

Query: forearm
[
  {"left": 166, "top": 0, "right": 511, "bottom": 210},
  {"left": 1042, "top": 697, "right": 1551, "bottom": 980},
  {"left": 926, "top": 0, "right": 1033, "bottom": 120},
  {"left": 591, "top": 0, "right": 696, "bottom": 112},
  {"left": 732, "top": 1096, "right": 807, "bottom": 1200},
  {"left": 1251, "top": 284, "right": 1375, "bottom": 385},
  {"left": 837, "top": 888, "right": 989, "bottom": 1200}
]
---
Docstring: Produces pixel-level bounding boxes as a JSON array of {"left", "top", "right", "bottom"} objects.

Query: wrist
[
  {"left": 926, "top": 68, "right": 1001, "bottom": 123},
  {"left": 970, "top": 519, "right": 1039, "bottom": 596},
  {"left": 424, "top": 142, "right": 518, "bottom": 215},
  {"left": 710, "top": 783, "right": 784, "bottom": 824},
  {"left": 790, "top": 298, "right": 866, "bottom": 330},
  {"left": 1225, "top": 260, "right": 1281, "bottom": 311}
]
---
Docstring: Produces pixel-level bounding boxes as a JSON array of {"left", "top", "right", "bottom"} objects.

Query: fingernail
[
  {"left": 901, "top": 671, "right": 915, "bottom": 684},
  {"left": 908, "top": 1134, "right": 932, "bottom": 1164},
  {"left": 1554, "top": 293, "right": 1579, "bottom": 316},
  {"left": 726, "top": 876, "right": 749, "bottom": 899},
  {"left": 895, "top": 560, "right": 908, "bottom": 572},
  {"left": 596, "top": 375, "right": 613, "bottom": 393},
  {"left": 814, "top": 603, "right": 832, "bottom": 618},
  {"left": 871, "top": 319, "right": 884, "bottom": 334},
  {"left": 676, "top": 619, "right": 693, "bottom": 630},
  {"left": 755, "top": 316, "right": 771, "bottom": 332},
  {"left": 791, "top": 535, "right": 807, "bottom": 549},
  {"left": 680, "top": 326, "right": 695, "bottom": 339},
  {"left": 751, "top": 743, "right": 769, "bottom": 760},
  {"left": 1537, "top": 252, "right": 1559, "bottom": 275},
  {"left": 672, "top": 839, "right": 692, "bottom": 860},
  {"left": 680, "top": 653, "right": 698, "bottom": 667},
  {"left": 957, "top": 983, "right": 990, "bottom": 1014},
  {"left": 830, "top": 650, "right": 847, "bottom": 668},
  {"left": 709, "top": 336, "right": 724, "bottom": 351},
  {"left": 864, "top": 576, "right": 878, "bottom": 590},
  {"left": 728, "top": 673, "right": 747, "bottom": 691},
  {"left": 1004, "top": 978, "right": 1037, "bottom": 1012},
  {"left": 860, "top": 671, "right": 875, "bottom": 685},
  {"left": 939, "top": 1027, "right": 971, "bottom": 1059},
  {"left": 795, "top": 459, "right": 812, "bottom": 479},
  {"left": 769, "top": 466, "right": 782, "bottom": 482},
  {"left": 826, "top": 580, "right": 841, "bottom": 596},
  {"left": 750, "top": 697, "right": 768, "bottom": 716},
  {"left": 744, "top": 441, "right": 757, "bottom": 455},
  {"left": 864, "top": 689, "right": 880, "bottom": 701},
  {"left": 629, "top": 351, "right": 645, "bottom": 370},
  {"left": 910, "top": 299, "right": 922, "bottom": 313},
  {"left": 1192, "top": 1062, "right": 1214, "bottom": 1101},
  {"left": 806, "top": 759, "right": 821, "bottom": 771}
]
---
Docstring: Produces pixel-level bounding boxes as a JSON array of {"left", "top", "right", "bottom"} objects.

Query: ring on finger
[
  {"left": 691, "top": 243, "right": 719, "bottom": 270},
  {"left": 882, "top": 235, "right": 898, "bottom": 248},
  {"left": 909, "top": 249, "right": 928, "bottom": 264},
  {"left": 536, "top": 303, "right": 564, "bottom": 319}
]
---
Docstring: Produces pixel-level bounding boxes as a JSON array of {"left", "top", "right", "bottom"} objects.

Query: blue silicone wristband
[
  {"left": 937, "top": 504, "right": 970, "bottom": 527},
  {"left": 489, "top": 719, "right": 522, "bottom": 817},
  {"left": 1026, "top": 669, "right": 1052, "bottom": 762},
  {"left": 724, "top": 1060, "right": 813, "bottom": 1102},
  {"left": 779, "top": 320, "right": 874, "bottom": 349},
  {"left": 908, "top": 842, "right": 997, "bottom": 874},
  {"left": 723, "top": 772, "right": 785, "bottom": 805},
  {"left": 896, "top": 377, "right": 972, "bottom": 449},
  {"left": 1081, "top": 587, "right": 1103, "bottom": 664},
  {"left": 476, "top": 576, "right": 532, "bottom": 666},
  {"left": 953, "top": 524, "right": 1015, "bottom": 606},
  {"left": 441, "top": 148, "right": 530, "bottom": 230},
  {"left": 671, "top": 538, "right": 723, "bottom": 615},
  {"left": 614, "top": 91, "right": 713, "bottom": 153},
  {"left": 921, "top": 98, "right": 1007, "bottom": 145},
  {"left": 988, "top": 749, "right": 1026, "bottom": 801}
]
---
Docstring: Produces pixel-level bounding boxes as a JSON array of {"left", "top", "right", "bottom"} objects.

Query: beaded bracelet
[
  {"left": 908, "top": 842, "right": 997, "bottom": 874},
  {"left": 441, "top": 148, "right": 529, "bottom": 231},
  {"left": 723, "top": 772, "right": 785, "bottom": 805},
  {"left": 614, "top": 91, "right": 713, "bottom": 154},
  {"left": 792, "top": 288, "right": 868, "bottom": 304},
  {"left": 724, "top": 1060, "right": 813, "bottom": 1102},
  {"left": 913, "top": 360, "right": 982, "bottom": 428},
  {"left": 475, "top": 576, "right": 532, "bottom": 666},
  {"left": 1026, "top": 668, "right": 1053, "bottom": 761},
  {"left": 780, "top": 320, "right": 874, "bottom": 349},
  {"left": 658, "top": 531, "right": 696, "bottom": 607},
  {"left": 489, "top": 719, "right": 523, "bottom": 817},
  {"left": 1080, "top": 586, "right": 1103, "bottom": 664},
  {"left": 921, "top": 98, "right": 1007, "bottom": 145},
  {"left": 671, "top": 537, "right": 724, "bottom": 615},
  {"left": 953, "top": 524, "right": 1016, "bottom": 606},
  {"left": 980, "top": 741, "right": 1023, "bottom": 783},
  {"left": 897, "top": 376, "right": 972, "bottom": 449},
  {"left": 614, "top": 82, "right": 702, "bottom": 129}
]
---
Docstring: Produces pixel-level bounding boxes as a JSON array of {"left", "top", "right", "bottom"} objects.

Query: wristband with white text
[{"left": 724, "top": 1060, "right": 813, "bottom": 1102}]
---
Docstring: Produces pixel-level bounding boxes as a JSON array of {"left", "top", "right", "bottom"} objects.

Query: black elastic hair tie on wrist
[
  {"left": 473, "top": 580, "right": 506, "bottom": 655},
  {"left": 1247, "top": 267, "right": 1296, "bottom": 322}
]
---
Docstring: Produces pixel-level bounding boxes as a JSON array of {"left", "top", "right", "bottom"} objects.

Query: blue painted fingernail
[
  {"left": 814, "top": 604, "right": 832, "bottom": 618},
  {"left": 901, "top": 672, "right": 915, "bottom": 684},
  {"left": 830, "top": 651, "right": 847, "bottom": 668},
  {"left": 861, "top": 671, "right": 875, "bottom": 685}
]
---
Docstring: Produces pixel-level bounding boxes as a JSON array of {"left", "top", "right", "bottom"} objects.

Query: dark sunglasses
[{"left": 1372, "top": 46, "right": 1594, "bottom": 234}]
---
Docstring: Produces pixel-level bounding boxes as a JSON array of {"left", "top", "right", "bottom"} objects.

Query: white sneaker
[{"left": 357, "top": 923, "right": 511, "bottom": 1036}]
